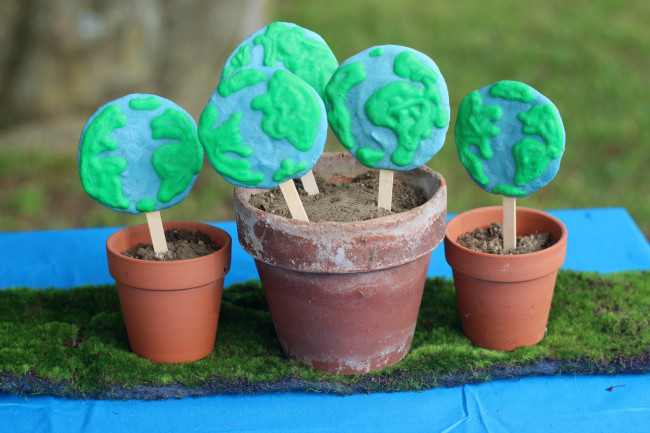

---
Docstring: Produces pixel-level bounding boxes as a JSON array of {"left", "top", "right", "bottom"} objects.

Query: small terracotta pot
[
  {"left": 234, "top": 152, "right": 447, "bottom": 374},
  {"left": 444, "top": 206, "right": 567, "bottom": 351},
  {"left": 106, "top": 221, "right": 231, "bottom": 363}
]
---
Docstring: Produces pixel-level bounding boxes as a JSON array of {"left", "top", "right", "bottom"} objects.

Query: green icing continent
[
  {"left": 198, "top": 106, "right": 264, "bottom": 186},
  {"left": 150, "top": 109, "right": 203, "bottom": 203},
  {"left": 129, "top": 96, "right": 162, "bottom": 111},
  {"left": 250, "top": 69, "right": 322, "bottom": 152},
  {"left": 489, "top": 81, "right": 535, "bottom": 103},
  {"left": 218, "top": 68, "right": 266, "bottom": 98},
  {"left": 223, "top": 44, "right": 252, "bottom": 77},
  {"left": 324, "top": 62, "right": 366, "bottom": 150},
  {"left": 455, "top": 91, "right": 503, "bottom": 185},
  {"left": 492, "top": 184, "right": 526, "bottom": 196},
  {"left": 369, "top": 48, "right": 383, "bottom": 57},
  {"left": 511, "top": 137, "right": 550, "bottom": 186},
  {"left": 273, "top": 158, "right": 309, "bottom": 182},
  {"left": 253, "top": 22, "right": 338, "bottom": 101},
  {"left": 365, "top": 50, "right": 449, "bottom": 167},
  {"left": 519, "top": 104, "right": 564, "bottom": 158},
  {"left": 512, "top": 104, "right": 564, "bottom": 186},
  {"left": 356, "top": 147, "right": 385, "bottom": 167},
  {"left": 79, "top": 105, "right": 129, "bottom": 209},
  {"left": 136, "top": 198, "right": 157, "bottom": 212}
]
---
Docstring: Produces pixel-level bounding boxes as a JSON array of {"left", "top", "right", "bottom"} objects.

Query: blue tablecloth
[
  {"left": 1, "top": 208, "right": 649, "bottom": 432},
  {"left": 2, "top": 207, "right": 649, "bottom": 290}
]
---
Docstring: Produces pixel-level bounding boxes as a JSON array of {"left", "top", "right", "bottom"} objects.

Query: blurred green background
[{"left": 1, "top": 0, "right": 648, "bottom": 238}]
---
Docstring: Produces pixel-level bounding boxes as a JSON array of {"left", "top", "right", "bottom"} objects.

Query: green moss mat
[{"left": 1, "top": 271, "right": 648, "bottom": 400}]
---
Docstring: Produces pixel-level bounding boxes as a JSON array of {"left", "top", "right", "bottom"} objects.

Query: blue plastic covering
[
  {"left": 2, "top": 208, "right": 649, "bottom": 290},
  {"left": 1, "top": 208, "right": 649, "bottom": 432}
]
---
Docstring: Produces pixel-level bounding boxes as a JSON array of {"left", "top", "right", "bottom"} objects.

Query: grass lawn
[
  {"left": 1, "top": 271, "right": 648, "bottom": 398},
  {"left": 0, "top": 0, "right": 647, "bottom": 238}
]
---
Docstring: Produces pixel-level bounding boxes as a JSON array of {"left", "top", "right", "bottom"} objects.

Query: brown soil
[
  {"left": 457, "top": 222, "right": 555, "bottom": 255},
  {"left": 122, "top": 228, "right": 220, "bottom": 261},
  {"left": 249, "top": 171, "right": 426, "bottom": 223}
]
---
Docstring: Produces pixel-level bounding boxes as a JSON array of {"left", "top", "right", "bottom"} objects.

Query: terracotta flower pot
[
  {"left": 106, "top": 221, "right": 231, "bottom": 363},
  {"left": 444, "top": 206, "right": 568, "bottom": 351},
  {"left": 234, "top": 152, "right": 447, "bottom": 374}
]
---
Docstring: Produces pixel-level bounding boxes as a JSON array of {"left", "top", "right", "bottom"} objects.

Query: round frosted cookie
[
  {"left": 199, "top": 66, "right": 327, "bottom": 189},
  {"left": 221, "top": 21, "right": 338, "bottom": 102},
  {"left": 325, "top": 45, "right": 450, "bottom": 171},
  {"left": 78, "top": 94, "right": 203, "bottom": 214},
  {"left": 454, "top": 80, "right": 565, "bottom": 197}
]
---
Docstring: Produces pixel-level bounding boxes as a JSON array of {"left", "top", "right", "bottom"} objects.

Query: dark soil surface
[
  {"left": 122, "top": 228, "right": 220, "bottom": 261},
  {"left": 249, "top": 171, "right": 426, "bottom": 222},
  {"left": 457, "top": 222, "right": 555, "bottom": 255}
]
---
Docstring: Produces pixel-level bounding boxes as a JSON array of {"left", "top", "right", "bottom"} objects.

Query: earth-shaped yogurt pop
[
  {"left": 199, "top": 66, "right": 328, "bottom": 220},
  {"left": 325, "top": 45, "right": 450, "bottom": 172},
  {"left": 78, "top": 94, "right": 203, "bottom": 214},
  {"left": 454, "top": 80, "right": 565, "bottom": 251},
  {"left": 221, "top": 22, "right": 338, "bottom": 102},
  {"left": 200, "top": 66, "right": 327, "bottom": 189},
  {"left": 454, "top": 80, "right": 565, "bottom": 197}
]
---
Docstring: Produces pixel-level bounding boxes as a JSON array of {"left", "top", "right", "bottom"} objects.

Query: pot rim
[
  {"left": 234, "top": 166, "right": 445, "bottom": 231},
  {"left": 444, "top": 206, "right": 567, "bottom": 258},
  {"left": 106, "top": 221, "right": 232, "bottom": 289},
  {"left": 106, "top": 221, "right": 232, "bottom": 264},
  {"left": 444, "top": 206, "right": 568, "bottom": 282},
  {"left": 234, "top": 152, "right": 448, "bottom": 273}
]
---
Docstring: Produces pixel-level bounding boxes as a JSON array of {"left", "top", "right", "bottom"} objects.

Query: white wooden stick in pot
[
  {"left": 145, "top": 210, "right": 169, "bottom": 254},
  {"left": 377, "top": 169, "right": 394, "bottom": 211},
  {"left": 279, "top": 179, "right": 309, "bottom": 222},
  {"left": 300, "top": 170, "right": 319, "bottom": 196},
  {"left": 502, "top": 196, "right": 517, "bottom": 251}
]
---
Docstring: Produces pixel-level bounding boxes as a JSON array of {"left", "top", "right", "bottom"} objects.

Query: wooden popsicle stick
[
  {"left": 145, "top": 210, "right": 169, "bottom": 254},
  {"left": 502, "top": 196, "right": 517, "bottom": 251},
  {"left": 279, "top": 180, "right": 309, "bottom": 222},
  {"left": 377, "top": 169, "right": 394, "bottom": 211},
  {"left": 300, "top": 170, "right": 319, "bottom": 195}
]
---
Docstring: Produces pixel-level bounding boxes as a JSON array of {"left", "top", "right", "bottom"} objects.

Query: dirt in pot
[
  {"left": 122, "top": 228, "right": 221, "bottom": 261},
  {"left": 457, "top": 222, "right": 555, "bottom": 255},
  {"left": 249, "top": 171, "right": 427, "bottom": 222}
]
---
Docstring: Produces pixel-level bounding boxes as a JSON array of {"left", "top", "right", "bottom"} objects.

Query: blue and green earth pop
[
  {"left": 454, "top": 80, "right": 565, "bottom": 197},
  {"left": 78, "top": 94, "right": 203, "bottom": 214},
  {"left": 221, "top": 21, "right": 338, "bottom": 103},
  {"left": 325, "top": 45, "right": 450, "bottom": 171},
  {"left": 200, "top": 22, "right": 333, "bottom": 190}
]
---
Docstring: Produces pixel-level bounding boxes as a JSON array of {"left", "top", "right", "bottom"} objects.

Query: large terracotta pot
[
  {"left": 444, "top": 206, "right": 568, "bottom": 351},
  {"left": 234, "top": 152, "right": 447, "bottom": 374},
  {"left": 106, "top": 221, "right": 231, "bottom": 363}
]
